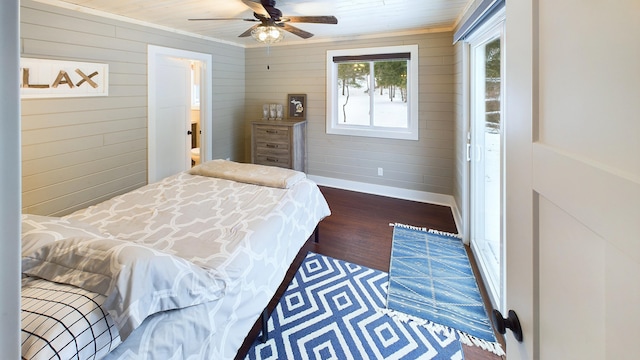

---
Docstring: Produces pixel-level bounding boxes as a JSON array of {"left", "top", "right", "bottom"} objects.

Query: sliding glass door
[{"left": 469, "top": 18, "right": 505, "bottom": 311}]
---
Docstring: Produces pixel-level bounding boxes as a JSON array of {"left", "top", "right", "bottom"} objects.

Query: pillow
[
  {"left": 22, "top": 237, "right": 227, "bottom": 340},
  {"left": 189, "top": 159, "right": 306, "bottom": 189},
  {"left": 21, "top": 214, "right": 108, "bottom": 258}
]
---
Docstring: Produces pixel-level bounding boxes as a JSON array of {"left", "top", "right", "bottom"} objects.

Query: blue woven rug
[
  {"left": 385, "top": 224, "right": 503, "bottom": 356},
  {"left": 245, "top": 252, "right": 464, "bottom": 359}
]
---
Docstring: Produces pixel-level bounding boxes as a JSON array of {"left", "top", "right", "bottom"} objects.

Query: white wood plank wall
[
  {"left": 245, "top": 32, "right": 455, "bottom": 195},
  {"left": 20, "top": 0, "right": 246, "bottom": 216},
  {"left": 453, "top": 42, "right": 467, "bottom": 234}
]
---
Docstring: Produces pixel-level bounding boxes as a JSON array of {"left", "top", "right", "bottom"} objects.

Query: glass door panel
[{"left": 470, "top": 28, "right": 504, "bottom": 311}]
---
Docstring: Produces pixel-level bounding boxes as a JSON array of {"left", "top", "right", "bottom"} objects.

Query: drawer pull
[
  {"left": 266, "top": 144, "right": 279, "bottom": 148},
  {"left": 266, "top": 157, "right": 280, "bottom": 163},
  {"left": 265, "top": 130, "right": 279, "bottom": 134}
]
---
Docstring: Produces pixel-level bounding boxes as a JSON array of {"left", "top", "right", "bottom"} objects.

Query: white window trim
[{"left": 326, "top": 45, "right": 419, "bottom": 140}]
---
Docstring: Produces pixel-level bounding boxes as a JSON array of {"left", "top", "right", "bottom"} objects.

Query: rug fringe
[
  {"left": 456, "top": 330, "right": 506, "bottom": 356},
  {"left": 389, "top": 223, "right": 462, "bottom": 240},
  {"left": 389, "top": 222, "right": 427, "bottom": 231},
  {"left": 378, "top": 308, "right": 505, "bottom": 357},
  {"left": 427, "top": 228, "right": 463, "bottom": 240}
]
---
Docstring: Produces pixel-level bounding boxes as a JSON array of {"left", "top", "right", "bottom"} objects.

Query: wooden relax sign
[{"left": 20, "top": 58, "right": 109, "bottom": 98}]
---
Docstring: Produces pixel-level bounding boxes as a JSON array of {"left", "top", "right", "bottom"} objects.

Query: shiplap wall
[
  {"left": 453, "top": 41, "right": 468, "bottom": 238},
  {"left": 20, "top": 0, "right": 245, "bottom": 216},
  {"left": 245, "top": 32, "right": 455, "bottom": 195}
]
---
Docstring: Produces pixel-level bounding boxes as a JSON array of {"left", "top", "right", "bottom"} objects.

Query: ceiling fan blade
[
  {"left": 281, "top": 23, "right": 314, "bottom": 39},
  {"left": 239, "top": 24, "right": 261, "bottom": 37},
  {"left": 188, "top": 18, "right": 258, "bottom": 21},
  {"left": 242, "top": 0, "right": 270, "bottom": 18},
  {"left": 283, "top": 16, "right": 338, "bottom": 24}
]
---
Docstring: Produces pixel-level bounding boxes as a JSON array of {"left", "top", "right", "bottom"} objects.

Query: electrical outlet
[{"left": 377, "top": 167, "right": 383, "bottom": 176}]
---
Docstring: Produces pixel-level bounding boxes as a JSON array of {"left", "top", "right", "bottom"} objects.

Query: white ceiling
[{"left": 39, "top": 0, "right": 470, "bottom": 47}]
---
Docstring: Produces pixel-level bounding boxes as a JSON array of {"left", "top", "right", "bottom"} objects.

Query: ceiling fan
[{"left": 189, "top": 0, "right": 338, "bottom": 40}]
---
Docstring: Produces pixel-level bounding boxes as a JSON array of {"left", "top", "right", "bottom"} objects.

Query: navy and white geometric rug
[{"left": 245, "top": 252, "right": 464, "bottom": 360}]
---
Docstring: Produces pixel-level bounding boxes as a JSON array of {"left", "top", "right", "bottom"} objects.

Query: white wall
[
  {"left": 21, "top": 0, "right": 246, "bottom": 216},
  {"left": 0, "top": 0, "right": 21, "bottom": 357},
  {"left": 452, "top": 41, "right": 468, "bottom": 241},
  {"left": 245, "top": 32, "right": 456, "bottom": 196}
]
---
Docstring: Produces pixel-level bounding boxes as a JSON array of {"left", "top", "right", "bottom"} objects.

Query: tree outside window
[
  {"left": 327, "top": 45, "right": 419, "bottom": 140},
  {"left": 337, "top": 59, "right": 409, "bottom": 128}
]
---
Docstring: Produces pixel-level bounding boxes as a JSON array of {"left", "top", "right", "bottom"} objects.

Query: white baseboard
[
  {"left": 309, "top": 175, "right": 462, "bottom": 233},
  {"left": 451, "top": 203, "right": 466, "bottom": 244}
]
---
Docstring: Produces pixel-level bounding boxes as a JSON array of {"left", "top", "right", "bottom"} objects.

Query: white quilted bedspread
[
  {"left": 65, "top": 171, "right": 328, "bottom": 281},
  {"left": 58, "top": 170, "right": 331, "bottom": 358}
]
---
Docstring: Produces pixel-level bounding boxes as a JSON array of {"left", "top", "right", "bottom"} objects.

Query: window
[{"left": 326, "top": 45, "right": 419, "bottom": 140}]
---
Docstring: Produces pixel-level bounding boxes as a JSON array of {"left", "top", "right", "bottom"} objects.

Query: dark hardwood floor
[{"left": 236, "top": 186, "right": 505, "bottom": 360}]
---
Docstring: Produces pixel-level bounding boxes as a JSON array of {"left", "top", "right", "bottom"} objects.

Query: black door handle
[
  {"left": 187, "top": 130, "right": 193, "bottom": 135},
  {"left": 491, "top": 309, "right": 523, "bottom": 342}
]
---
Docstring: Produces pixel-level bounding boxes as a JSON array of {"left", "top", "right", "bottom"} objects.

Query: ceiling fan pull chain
[{"left": 266, "top": 44, "right": 271, "bottom": 70}]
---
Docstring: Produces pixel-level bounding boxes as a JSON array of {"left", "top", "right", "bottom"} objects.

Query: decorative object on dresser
[
  {"left": 251, "top": 119, "right": 306, "bottom": 172},
  {"left": 269, "top": 103, "right": 277, "bottom": 120},
  {"left": 287, "top": 94, "right": 306, "bottom": 120},
  {"left": 264, "top": 103, "right": 284, "bottom": 120}
]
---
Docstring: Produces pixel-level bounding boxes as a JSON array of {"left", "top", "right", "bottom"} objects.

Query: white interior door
[
  {"left": 148, "top": 46, "right": 213, "bottom": 183},
  {"left": 505, "top": 1, "right": 640, "bottom": 358},
  {"left": 157, "top": 55, "right": 190, "bottom": 179},
  {"left": 469, "top": 16, "right": 505, "bottom": 313}
]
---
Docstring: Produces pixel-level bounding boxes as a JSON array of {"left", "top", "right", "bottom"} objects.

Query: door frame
[
  {"left": 464, "top": 9, "right": 507, "bottom": 313},
  {"left": 147, "top": 45, "right": 212, "bottom": 183}
]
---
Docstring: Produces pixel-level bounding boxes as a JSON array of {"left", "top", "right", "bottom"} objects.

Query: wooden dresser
[{"left": 251, "top": 119, "right": 307, "bottom": 172}]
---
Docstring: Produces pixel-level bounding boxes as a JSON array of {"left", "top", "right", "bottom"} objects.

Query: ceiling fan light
[{"left": 251, "top": 26, "right": 283, "bottom": 44}]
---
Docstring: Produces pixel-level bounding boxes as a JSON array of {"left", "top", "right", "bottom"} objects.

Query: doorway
[
  {"left": 468, "top": 15, "right": 505, "bottom": 312},
  {"left": 190, "top": 61, "right": 202, "bottom": 167},
  {"left": 147, "top": 45, "right": 212, "bottom": 183}
]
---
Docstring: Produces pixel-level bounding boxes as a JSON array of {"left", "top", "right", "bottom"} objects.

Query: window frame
[{"left": 326, "top": 45, "right": 419, "bottom": 140}]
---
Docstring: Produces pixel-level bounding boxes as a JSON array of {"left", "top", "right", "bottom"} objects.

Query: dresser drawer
[
  {"left": 255, "top": 155, "right": 290, "bottom": 168},
  {"left": 255, "top": 141, "right": 290, "bottom": 153},
  {"left": 254, "top": 125, "right": 289, "bottom": 141}
]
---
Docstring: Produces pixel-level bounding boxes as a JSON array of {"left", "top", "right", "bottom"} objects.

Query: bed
[{"left": 20, "top": 159, "right": 331, "bottom": 359}]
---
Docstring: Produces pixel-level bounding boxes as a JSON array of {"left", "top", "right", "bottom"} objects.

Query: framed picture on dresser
[{"left": 287, "top": 94, "right": 306, "bottom": 120}]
